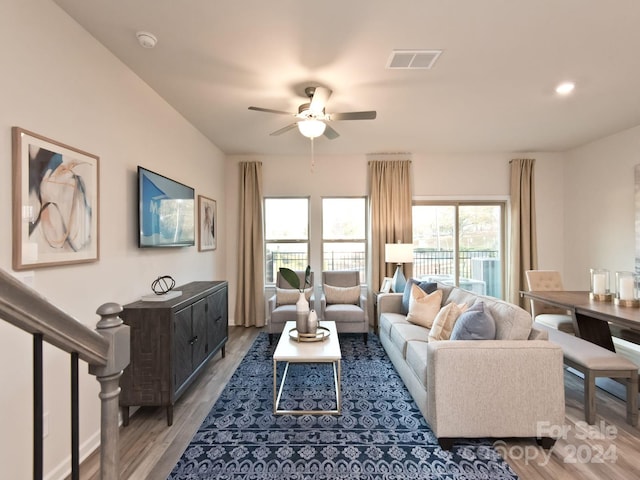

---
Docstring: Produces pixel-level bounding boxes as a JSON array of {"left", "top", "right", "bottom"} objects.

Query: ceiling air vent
[{"left": 386, "top": 50, "right": 442, "bottom": 69}]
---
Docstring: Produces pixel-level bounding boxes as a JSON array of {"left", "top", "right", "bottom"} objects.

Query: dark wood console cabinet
[{"left": 120, "top": 281, "right": 228, "bottom": 426}]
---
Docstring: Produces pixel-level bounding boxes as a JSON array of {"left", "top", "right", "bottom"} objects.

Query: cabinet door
[
  {"left": 173, "top": 307, "right": 193, "bottom": 390},
  {"left": 207, "top": 287, "right": 228, "bottom": 352},
  {"left": 191, "top": 298, "right": 208, "bottom": 366}
]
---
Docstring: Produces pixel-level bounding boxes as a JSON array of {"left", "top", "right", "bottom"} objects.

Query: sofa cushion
[
  {"left": 445, "top": 287, "right": 532, "bottom": 340},
  {"left": 276, "top": 287, "right": 312, "bottom": 306},
  {"left": 389, "top": 321, "right": 429, "bottom": 357},
  {"left": 324, "top": 284, "right": 360, "bottom": 305},
  {"left": 442, "top": 287, "right": 481, "bottom": 308},
  {"left": 402, "top": 279, "right": 438, "bottom": 315},
  {"left": 406, "top": 340, "right": 429, "bottom": 388},
  {"left": 435, "top": 283, "right": 455, "bottom": 304},
  {"left": 379, "top": 312, "right": 408, "bottom": 338},
  {"left": 406, "top": 286, "right": 443, "bottom": 328},
  {"left": 428, "top": 302, "right": 468, "bottom": 342},
  {"left": 484, "top": 300, "right": 532, "bottom": 340},
  {"left": 450, "top": 301, "right": 496, "bottom": 340},
  {"left": 324, "top": 303, "right": 364, "bottom": 323},
  {"left": 270, "top": 304, "right": 297, "bottom": 323}
]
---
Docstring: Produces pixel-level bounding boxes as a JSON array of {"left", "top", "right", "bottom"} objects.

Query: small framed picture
[
  {"left": 198, "top": 195, "right": 216, "bottom": 251},
  {"left": 380, "top": 277, "right": 393, "bottom": 293}
]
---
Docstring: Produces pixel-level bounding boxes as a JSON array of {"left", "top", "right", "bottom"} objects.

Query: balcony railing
[
  {"left": 413, "top": 249, "right": 499, "bottom": 278},
  {"left": 323, "top": 251, "right": 366, "bottom": 272},
  {"left": 265, "top": 249, "right": 499, "bottom": 289},
  {"left": 266, "top": 251, "right": 367, "bottom": 283},
  {"left": 266, "top": 252, "right": 307, "bottom": 282}
]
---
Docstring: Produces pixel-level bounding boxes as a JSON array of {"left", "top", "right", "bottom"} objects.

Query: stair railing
[{"left": 0, "top": 267, "right": 130, "bottom": 480}]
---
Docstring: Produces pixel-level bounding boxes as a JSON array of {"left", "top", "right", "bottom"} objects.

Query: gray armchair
[
  {"left": 320, "top": 270, "right": 369, "bottom": 343},
  {"left": 267, "top": 270, "right": 314, "bottom": 344}
]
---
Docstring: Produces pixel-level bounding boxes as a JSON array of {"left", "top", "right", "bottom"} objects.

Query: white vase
[
  {"left": 296, "top": 291, "right": 310, "bottom": 333},
  {"left": 306, "top": 309, "right": 318, "bottom": 334}
]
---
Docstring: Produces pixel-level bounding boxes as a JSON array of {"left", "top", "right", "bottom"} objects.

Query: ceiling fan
[{"left": 248, "top": 86, "right": 376, "bottom": 139}]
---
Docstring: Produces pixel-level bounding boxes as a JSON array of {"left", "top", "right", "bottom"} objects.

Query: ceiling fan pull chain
[{"left": 310, "top": 136, "right": 315, "bottom": 173}]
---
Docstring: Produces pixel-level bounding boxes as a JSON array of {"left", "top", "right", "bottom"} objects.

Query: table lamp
[{"left": 385, "top": 243, "right": 414, "bottom": 293}]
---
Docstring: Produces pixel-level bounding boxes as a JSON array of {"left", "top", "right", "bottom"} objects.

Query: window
[
  {"left": 322, "top": 197, "right": 367, "bottom": 283},
  {"left": 264, "top": 197, "right": 309, "bottom": 283},
  {"left": 412, "top": 202, "right": 505, "bottom": 298}
]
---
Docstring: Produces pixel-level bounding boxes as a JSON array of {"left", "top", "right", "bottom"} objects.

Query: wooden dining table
[{"left": 521, "top": 290, "right": 640, "bottom": 352}]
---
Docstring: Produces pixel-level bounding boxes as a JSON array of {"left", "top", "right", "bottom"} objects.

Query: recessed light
[{"left": 555, "top": 82, "right": 575, "bottom": 95}]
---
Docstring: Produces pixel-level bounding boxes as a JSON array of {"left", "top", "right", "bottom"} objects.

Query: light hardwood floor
[{"left": 74, "top": 326, "right": 640, "bottom": 479}]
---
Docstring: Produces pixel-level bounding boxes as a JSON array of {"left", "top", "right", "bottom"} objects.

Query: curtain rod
[
  {"left": 367, "top": 152, "right": 412, "bottom": 163},
  {"left": 509, "top": 158, "right": 535, "bottom": 163},
  {"left": 367, "top": 160, "right": 412, "bottom": 164}
]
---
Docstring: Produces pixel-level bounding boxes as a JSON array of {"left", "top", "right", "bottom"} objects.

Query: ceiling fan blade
[
  {"left": 323, "top": 124, "right": 340, "bottom": 140},
  {"left": 309, "top": 87, "right": 332, "bottom": 113},
  {"left": 328, "top": 111, "right": 377, "bottom": 121},
  {"left": 249, "top": 106, "right": 293, "bottom": 115},
  {"left": 269, "top": 123, "right": 298, "bottom": 136}
]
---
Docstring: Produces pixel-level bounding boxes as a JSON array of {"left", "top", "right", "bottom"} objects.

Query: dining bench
[{"left": 534, "top": 321, "right": 638, "bottom": 426}]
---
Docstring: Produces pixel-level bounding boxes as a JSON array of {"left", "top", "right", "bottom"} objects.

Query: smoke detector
[{"left": 136, "top": 31, "right": 157, "bottom": 49}]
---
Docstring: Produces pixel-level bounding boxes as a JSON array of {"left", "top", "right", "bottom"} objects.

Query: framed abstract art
[
  {"left": 198, "top": 195, "right": 217, "bottom": 251},
  {"left": 12, "top": 127, "right": 100, "bottom": 270}
]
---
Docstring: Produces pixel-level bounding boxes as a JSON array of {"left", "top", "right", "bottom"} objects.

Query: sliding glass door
[{"left": 412, "top": 202, "right": 505, "bottom": 298}]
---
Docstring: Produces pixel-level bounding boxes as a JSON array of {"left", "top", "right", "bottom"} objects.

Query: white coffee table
[{"left": 273, "top": 320, "right": 342, "bottom": 415}]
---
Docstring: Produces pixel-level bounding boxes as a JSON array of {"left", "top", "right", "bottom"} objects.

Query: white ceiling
[{"left": 53, "top": 0, "right": 640, "bottom": 156}]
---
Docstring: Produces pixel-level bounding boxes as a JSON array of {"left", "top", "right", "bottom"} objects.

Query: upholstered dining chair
[
  {"left": 525, "top": 270, "right": 575, "bottom": 334},
  {"left": 267, "top": 270, "right": 314, "bottom": 344},
  {"left": 320, "top": 270, "right": 369, "bottom": 343}
]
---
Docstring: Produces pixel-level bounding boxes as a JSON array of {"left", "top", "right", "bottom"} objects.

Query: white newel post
[{"left": 89, "top": 303, "right": 130, "bottom": 480}]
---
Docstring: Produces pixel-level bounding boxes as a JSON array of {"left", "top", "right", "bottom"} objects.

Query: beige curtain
[
  {"left": 369, "top": 160, "right": 413, "bottom": 298},
  {"left": 508, "top": 158, "right": 537, "bottom": 307},
  {"left": 235, "top": 162, "right": 265, "bottom": 327}
]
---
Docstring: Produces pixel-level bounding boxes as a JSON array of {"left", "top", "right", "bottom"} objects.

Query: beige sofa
[{"left": 378, "top": 283, "right": 566, "bottom": 449}]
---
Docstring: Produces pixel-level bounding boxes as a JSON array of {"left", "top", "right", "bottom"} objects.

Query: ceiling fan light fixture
[{"left": 297, "top": 119, "right": 326, "bottom": 138}]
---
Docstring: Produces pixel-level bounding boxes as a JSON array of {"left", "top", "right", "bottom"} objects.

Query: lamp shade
[
  {"left": 297, "top": 119, "right": 326, "bottom": 138},
  {"left": 385, "top": 243, "right": 414, "bottom": 264}
]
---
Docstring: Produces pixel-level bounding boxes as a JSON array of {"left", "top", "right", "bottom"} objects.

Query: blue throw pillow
[
  {"left": 450, "top": 300, "right": 496, "bottom": 340},
  {"left": 401, "top": 279, "right": 438, "bottom": 315}
]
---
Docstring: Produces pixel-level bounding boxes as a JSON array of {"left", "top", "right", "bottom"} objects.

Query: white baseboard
[
  {"left": 45, "top": 409, "right": 129, "bottom": 480},
  {"left": 45, "top": 429, "right": 101, "bottom": 480}
]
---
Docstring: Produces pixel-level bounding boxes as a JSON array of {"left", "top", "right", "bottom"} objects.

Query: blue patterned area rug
[{"left": 168, "top": 333, "right": 518, "bottom": 479}]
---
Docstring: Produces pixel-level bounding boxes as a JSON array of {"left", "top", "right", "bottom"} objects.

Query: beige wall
[
  {"left": 225, "top": 151, "right": 566, "bottom": 323},
  {"left": 563, "top": 124, "right": 640, "bottom": 289},
  {"left": 412, "top": 152, "right": 567, "bottom": 275},
  {"left": 0, "top": 1, "right": 225, "bottom": 478}
]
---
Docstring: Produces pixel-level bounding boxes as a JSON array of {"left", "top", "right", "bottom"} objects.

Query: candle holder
[
  {"left": 590, "top": 268, "right": 612, "bottom": 302},
  {"left": 614, "top": 271, "right": 640, "bottom": 307}
]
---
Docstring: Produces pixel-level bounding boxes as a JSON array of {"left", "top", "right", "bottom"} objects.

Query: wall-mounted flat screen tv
[{"left": 138, "top": 166, "right": 195, "bottom": 247}]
